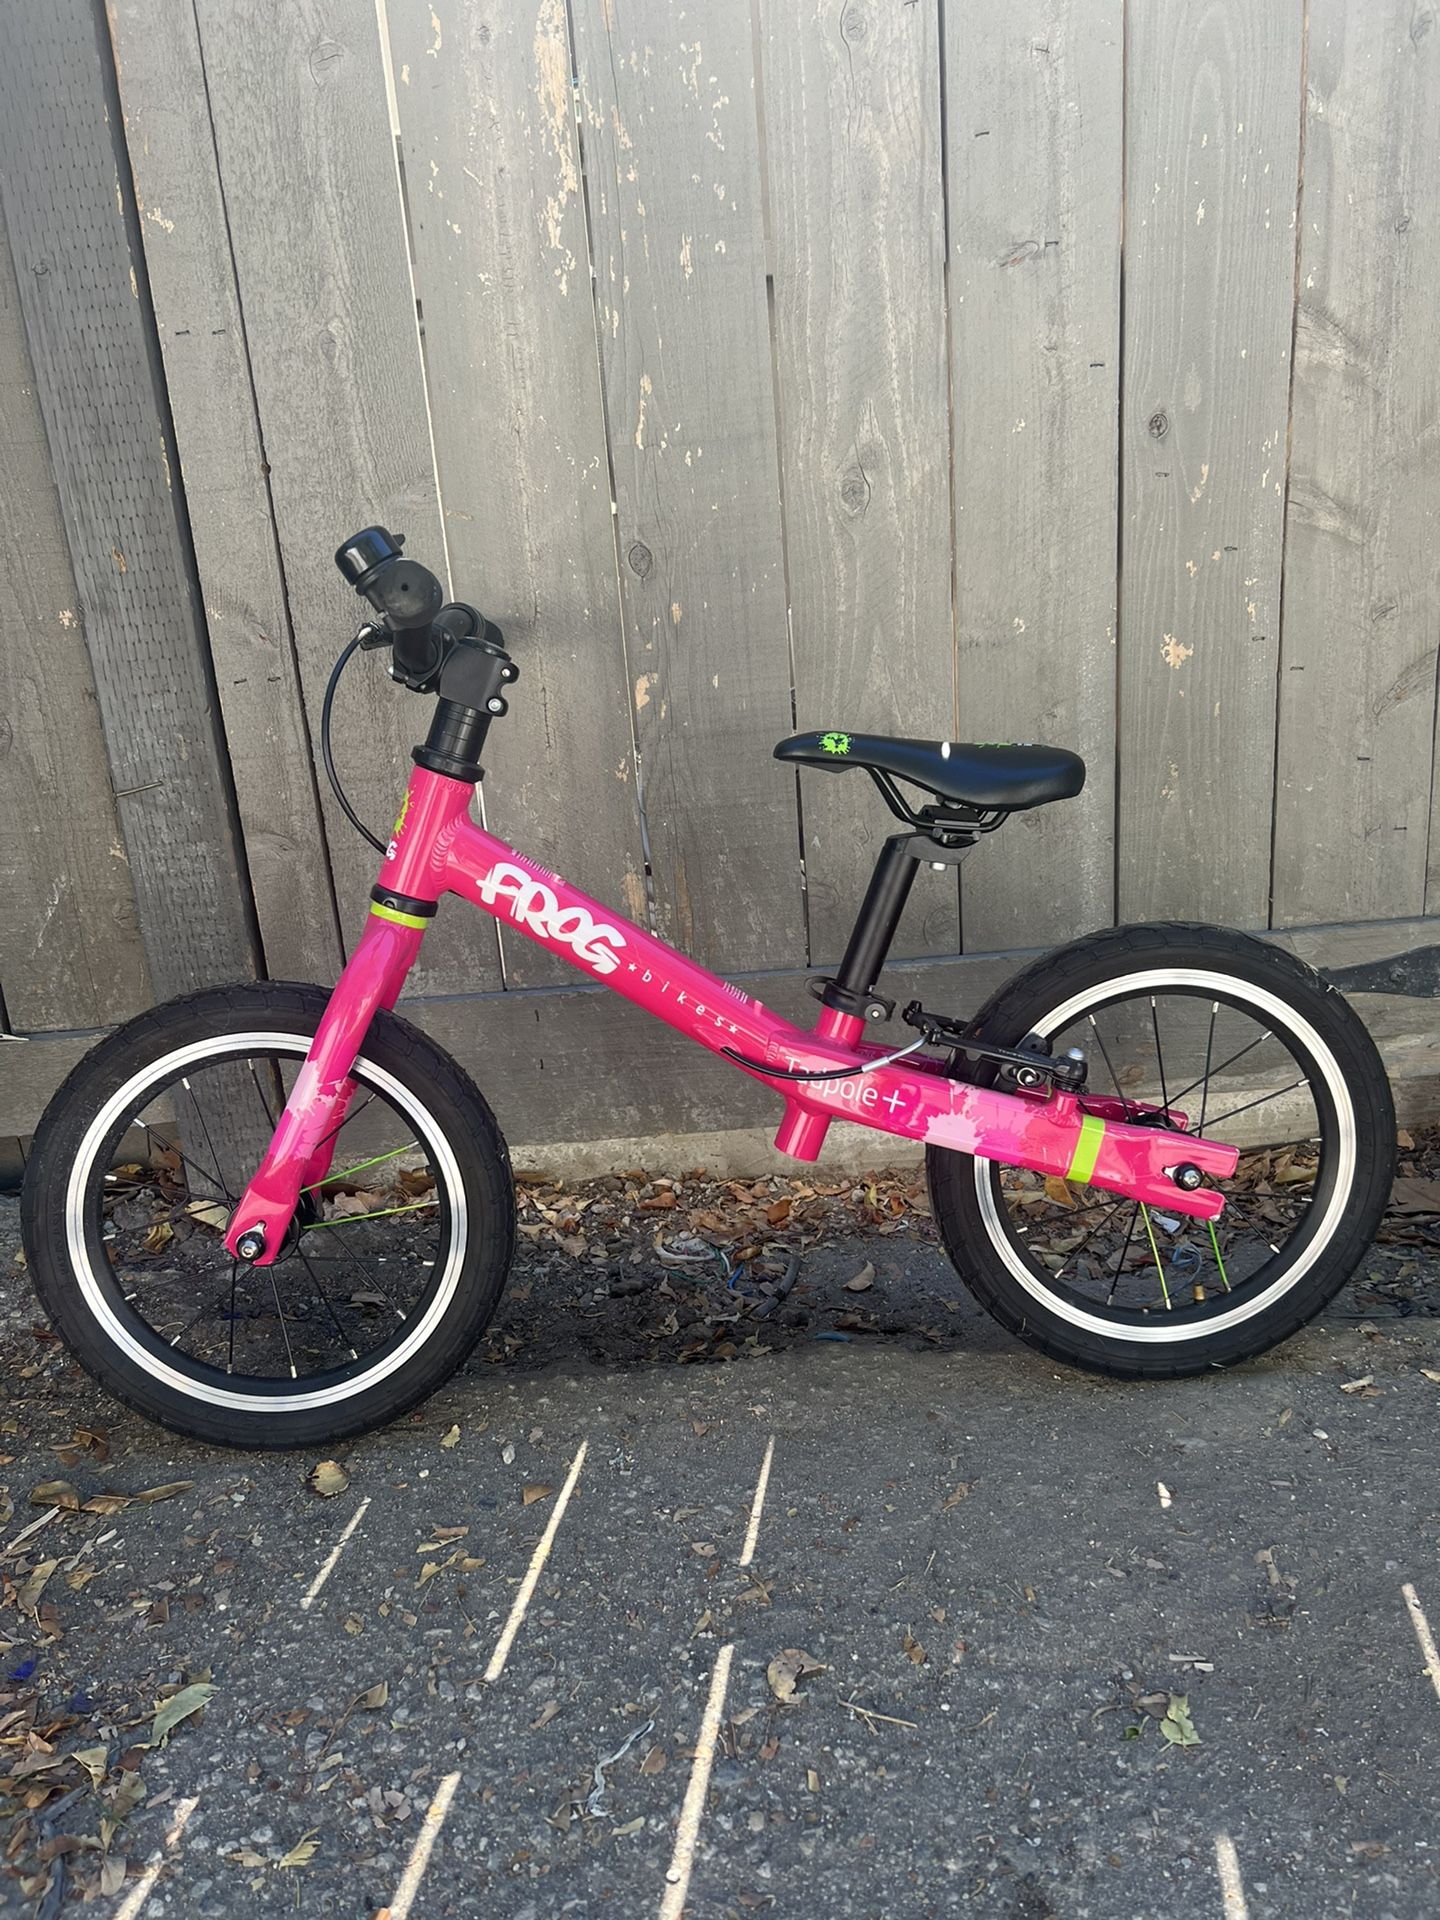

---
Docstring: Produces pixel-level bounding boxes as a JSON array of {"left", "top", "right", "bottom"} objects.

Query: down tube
[{"left": 443, "top": 819, "right": 784, "bottom": 1063}]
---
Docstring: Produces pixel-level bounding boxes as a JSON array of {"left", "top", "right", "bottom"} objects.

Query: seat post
[{"left": 823, "top": 833, "right": 923, "bottom": 1021}]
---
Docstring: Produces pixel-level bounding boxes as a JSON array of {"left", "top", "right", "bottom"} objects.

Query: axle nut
[
  {"left": 1172, "top": 1163, "right": 1203, "bottom": 1192},
  {"left": 235, "top": 1227, "right": 266, "bottom": 1261}
]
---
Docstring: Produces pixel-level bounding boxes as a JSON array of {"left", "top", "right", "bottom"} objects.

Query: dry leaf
[
  {"left": 1390, "top": 1177, "right": 1440, "bottom": 1215},
  {"left": 142, "top": 1222, "right": 174, "bottom": 1253},
  {"left": 355, "top": 1682, "right": 388, "bottom": 1710},
  {"left": 440, "top": 1425, "right": 461, "bottom": 1450},
  {"left": 29, "top": 1481, "right": 78, "bottom": 1511},
  {"left": 183, "top": 1199, "right": 230, "bottom": 1230},
  {"left": 529, "top": 1700, "right": 561, "bottom": 1731},
  {"left": 767, "top": 1648, "right": 826, "bottom": 1703},
  {"left": 16, "top": 1560, "right": 58, "bottom": 1613},
  {"left": 71, "top": 1746, "right": 108, "bottom": 1790},
  {"left": 522, "top": 1484, "right": 554, "bottom": 1507},
  {"left": 99, "top": 1853, "right": 127, "bottom": 1897},
  {"left": 1339, "top": 1376, "right": 1374, "bottom": 1394},
  {"left": 612, "top": 1816, "right": 645, "bottom": 1837},
  {"left": 843, "top": 1263, "right": 875, "bottom": 1293},
  {"left": 134, "top": 1481, "right": 194, "bottom": 1504},
  {"left": 640, "top": 1745, "right": 666, "bottom": 1776},
  {"left": 278, "top": 1831, "right": 319, "bottom": 1869},
  {"left": 308, "top": 1461, "right": 349, "bottom": 1499},
  {"left": 1420, "top": 1369, "right": 1440, "bottom": 1385},
  {"left": 902, "top": 1629, "right": 926, "bottom": 1665},
  {"left": 941, "top": 1482, "right": 972, "bottom": 1510},
  {"left": 148, "top": 1682, "right": 216, "bottom": 1748}
]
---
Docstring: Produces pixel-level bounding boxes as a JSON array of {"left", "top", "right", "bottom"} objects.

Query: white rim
[
  {"left": 65, "top": 1032, "right": 468, "bottom": 1413},
  {"left": 973, "top": 968, "right": 1356, "bottom": 1343}
]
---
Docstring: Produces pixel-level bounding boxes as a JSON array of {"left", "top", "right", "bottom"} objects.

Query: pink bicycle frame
[{"left": 225, "top": 766, "right": 1237, "bottom": 1264}]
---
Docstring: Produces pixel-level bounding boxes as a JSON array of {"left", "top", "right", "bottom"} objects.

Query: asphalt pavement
[{"left": 0, "top": 1188, "right": 1438, "bottom": 1919}]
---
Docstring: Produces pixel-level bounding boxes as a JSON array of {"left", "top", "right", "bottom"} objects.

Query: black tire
[
  {"left": 926, "top": 923, "right": 1395, "bottom": 1378},
  {"left": 20, "top": 982, "right": 515, "bottom": 1448}
]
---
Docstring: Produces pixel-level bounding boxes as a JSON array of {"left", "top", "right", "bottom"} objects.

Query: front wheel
[
  {"left": 21, "top": 982, "right": 515, "bottom": 1448},
  {"left": 926, "top": 923, "right": 1395, "bottom": 1378}
]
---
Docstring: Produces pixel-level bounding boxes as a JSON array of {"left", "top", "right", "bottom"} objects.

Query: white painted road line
[
  {"left": 484, "top": 1439, "right": 589, "bottom": 1683},
  {"left": 112, "top": 1794, "right": 199, "bottom": 1919},
  {"left": 1214, "top": 1833, "right": 1250, "bottom": 1920},
  {"left": 658, "top": 1643, "right": 735, "bottom": 1920},
  {"left": 738, "top": 1437, "right": 774, "bottom": 1569},
  {"left": 384, "top": 1769, "right": 461, "bottom": 1920},
  {"left": 1402, "top": 1581, "right": 1440, "bottom": 1700},
  {"left": 300, "top": 1495, "right": 372, "bottom": 1611}
]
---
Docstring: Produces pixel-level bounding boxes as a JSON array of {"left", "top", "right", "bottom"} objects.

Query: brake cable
[
  {"left": 719, "top": 1031, "right": 931, "bottom": 1082},
  {"left": 321, "top": 633, "right": 387, "bottom": 854}
]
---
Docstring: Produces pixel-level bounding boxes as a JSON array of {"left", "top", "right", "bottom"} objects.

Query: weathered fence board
[
  {"left": 569, "top": 0, "right": 805, "bottom": 972},
  {"left": 760, "top": 0, "right": 954, "bottom": 966},
  {"left": 3, "top": 0, "right": 1440, "bottom": 1159},
  {"left": 1117, "top": 0, "right": 1304, "bottom": 925},
  {"left": 1272, "top": 0, "right": 1440, "bottom": 927},
  {"left": 0, "top": 196, "right": 151, "bottom": 1032},
  {"left": 108, "top": 0, "right": 344, "bottom": 987},
  {"left": 0, "top": 0, "right": 257, "bottom": 1004},
  {"left": 947, "top": 0, "right": 1123, "bottom": 954},
  {"left": 192, "top": 0, "right": 499, "bottom": 993},
  {"left": 386, "top": 0, "right": 646, "bottom": 989}
]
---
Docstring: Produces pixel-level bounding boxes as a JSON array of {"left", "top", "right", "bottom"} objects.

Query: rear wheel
[
  {"left": 21, "top": 982, "right": 515, "bottom": 1447},
  {"left": 926, "top": 924, "right": 1394, "bottom": 1377}
]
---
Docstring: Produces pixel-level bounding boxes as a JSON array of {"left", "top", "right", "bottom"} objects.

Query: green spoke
[
  {"left": 302, "top": 1200, "right": 435, "bottom": 1229},
  {"left": 1140, "top": 1204, "right": 1171, "bottom": 1308},
  {"left": 1207, "top": 1217, "right": 1231, "bottom": 1292},
  {"left": 302, "top": 1141, "right": 418, "bottom": 1193}
]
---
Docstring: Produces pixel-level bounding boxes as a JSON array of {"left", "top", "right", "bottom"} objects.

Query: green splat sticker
[
  {"left": 392, "top": 791, "right": 412, "bottom": 838},
  {"left": 819, "top": 732, "right": 851, "bottom": 756}
]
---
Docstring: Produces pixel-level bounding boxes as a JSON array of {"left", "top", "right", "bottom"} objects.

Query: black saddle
[{"left": 774, "top": 730, "right": 1085, "bottom": 814}]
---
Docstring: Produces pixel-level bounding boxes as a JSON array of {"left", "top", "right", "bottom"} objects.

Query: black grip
[{"left": 334, "top": 525, "right": 444, "bottom": 632}]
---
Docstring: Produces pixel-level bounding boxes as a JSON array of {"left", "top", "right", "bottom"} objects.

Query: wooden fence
[{"left": 2, "top": 0, "right": 1437, "bottom": 1162}]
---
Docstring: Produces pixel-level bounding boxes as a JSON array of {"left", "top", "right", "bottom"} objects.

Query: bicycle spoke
[
  {"left": 1139, "top": 1204, "right": 1172, "bottom": 1308},
  {"left": 1106, "top": 1204, "right": 1143, "bottom": 1307},
  {"left": 1196, "top": 1002, "right": 1217, "bottom": 1133},
  {"left": 303, "top": 1200, "right": 434, "bottom": 1228},
  {"left": 1201, "top": 1079, "right": 1308, "bottom": 1131},
  {"left": 228, "top": 1259, "right": 238, "bottom": 1372},
  {"left": 266, "top": 1264, "right": 298, "bottom": 1378},
  {"left": 183, "top": 1078, "right": 232, "bottom": 1205},
  {"left": 1149, "top": 999, "right": 1171, "bottom": 1115},
  {"left": 1169, "top": 1030, "right": 1272, "bottom": 1117},
  {"left": 303, "top": 1141, "right": 417, "bottom": 1193},
  {"left": 1087, "top": 1015, "right": 1132, "bottom": 1116},
  {"left": 296, "top": 1246, "right": 359, "bottom": 1361},
  {"left": 136, "top": 1123, "right": 236, "bottom": 1205},
  {"left": 303, "top": 1218, "right": 409, "bottom": 1321}
]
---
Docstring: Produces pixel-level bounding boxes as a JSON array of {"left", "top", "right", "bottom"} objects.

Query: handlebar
[{"left": 331, "top": 523, "right": 519, "bottom": 784}]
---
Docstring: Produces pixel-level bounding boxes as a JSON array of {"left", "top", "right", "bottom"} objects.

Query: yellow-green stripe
[
  {"left": 369, "top": 902, "right": 429, "bottom": 930},
  {"left": 1065, "top": 1112, "right": 1105, "bottom": 1185}
]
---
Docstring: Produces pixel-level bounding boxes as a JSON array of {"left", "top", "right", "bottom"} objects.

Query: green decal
[
  {"left": 819, "top": 732, "right": 851, "bottom": 756},
  {"left": 392, "top": 791, "right": 412, "bottom": 838}
]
